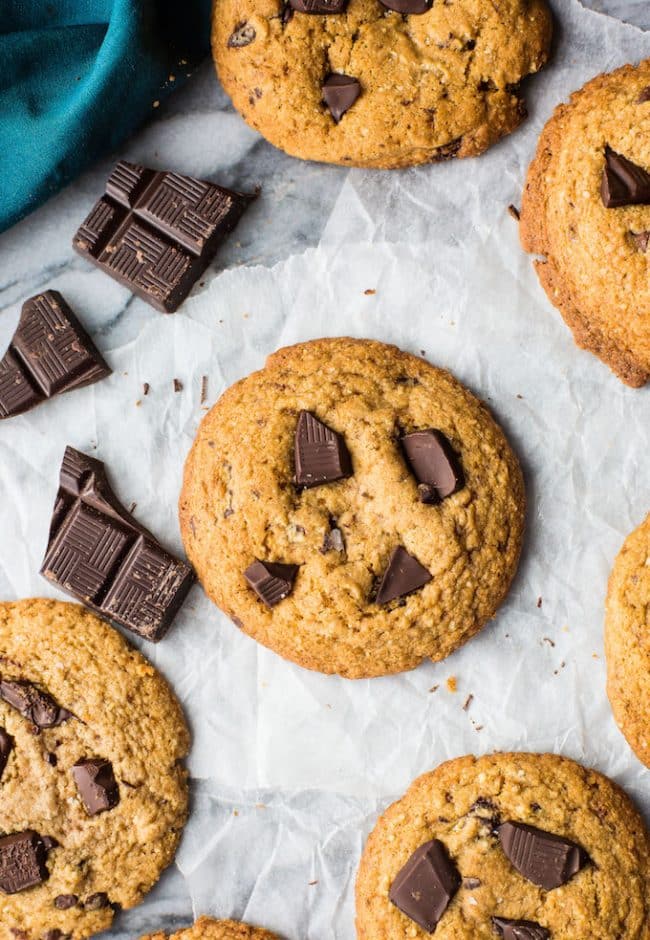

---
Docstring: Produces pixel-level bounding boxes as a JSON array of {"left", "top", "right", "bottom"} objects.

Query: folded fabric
[{"left": 0, "top": 0, "right": 211, "bottom": 234}]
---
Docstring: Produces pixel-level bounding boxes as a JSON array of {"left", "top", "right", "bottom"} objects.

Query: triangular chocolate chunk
[
  {"left": 244, "top": 560, "right": 299, "bottom": 607},
  {"left": 389, "top": 839, "right": 460, "bottom": 931},
  {"left": 290, "top": 0, "right": 347, "bottom": 11},
  {"left": 376, "top": 546, "right": 431, "bottom": 605},
  {"left": 630, "top": 230, "right": 650, "bottom": 252},
  {"left": 322, "top": 74, "right": 361, "bottom": 123},
  {"left": 294, "top": 411, "right": 352, "bottom": 487},
  {"left": 601, "top": 147, "right": 650, "bottom": 208},
  {"left": 499, "top": 821, "right": 589, "bottom": 890},
  {"left": 401, "top": 429, "right": 464, "bottom": 503},
  {"left": 0, "top": 831, "right": 53, "bottom": 894},
  {"left": 493, "top": 917, "right": 550, "bottom": 940}
]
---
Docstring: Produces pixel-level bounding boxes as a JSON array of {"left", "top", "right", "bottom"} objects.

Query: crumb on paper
[
  {"left": 446, "top": 676, "right": 457, "bottom": 693},
  {"left": 542, "top": 636, "right": 555, "bottom": 647},
  {"left": 201, "top": 375, "right": 208, "bottom": 404},
  {"left": 429, "top": 684, "right": 439, "bottom": 693},
  {"left": 537, "top": 596, "right": 543, "bottom": 608},
  {"left": 255, "top": 803, "right": 266, "bottom": 810},
  {"left": 308, "top": 880, "right": 318, "bottom": 886},
  {"left": 233, "top": 809, "right": 239, "bottom": 817},
  {"left": 364, "top": 288, "right": 376, "bottom": 295},
  {"left": 153, "top": 100, "right": 160, "bottom": 109},
  {"left": 553, "top": 661, "right": 566, "bottom": 676},
  {"left": 508, "top": 204, "right": 520, "bottom": 221},
  {"left": 129, "top": 502, "right": 137, "bottom": 514},
  {"left": 173, "top": 378, "right": 183, "bottom": 393},
  {"left": 516, "top": 393, "right": 523, "bottom": 399},
  {"left": 463, "top": 694, "right": 473, "bottom": 711},
  {"left": 592, "top": 653, "right": 600, "bottom": 659},
  {"left": 135, "top": 400, "right": 141, "bottom": 407},
  {"left": 143, "top": 382, "right": 150, "bottom": 396}
]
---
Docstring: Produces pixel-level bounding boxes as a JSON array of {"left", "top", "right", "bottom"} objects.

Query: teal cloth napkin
[{"left": 0, "top": 0, "right": 211, "bottom": 233}]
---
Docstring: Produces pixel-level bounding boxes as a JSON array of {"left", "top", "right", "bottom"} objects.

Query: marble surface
[{"left": 0, "top": 2, "right": 649, "bottom": 938}]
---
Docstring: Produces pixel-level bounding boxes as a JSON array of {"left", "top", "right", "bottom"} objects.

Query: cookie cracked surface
[
  {"left": 0, "top": 599, "right": 190, "bottom": 940},
  {"left": 356, "top": 752, "right": 650, "bottom": 939},
  {"left": 521, "top": 59, "right": 650, "bottom": 387},
  {"left": 141, "top": 916, "right": 281, "bottom": 940},
  {"left": 212, "top": 0, "right": 552, "bottom": 169},
  {"left": 605, "top": 513, "right": 650, "bottom": 768},
  {"left": 179, "top": 337, "right": 524, "bottom": 678}
]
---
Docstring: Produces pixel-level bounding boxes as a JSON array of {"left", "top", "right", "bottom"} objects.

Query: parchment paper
[{"left": 0, "top": 1, "right": 649, "bottom": 936}]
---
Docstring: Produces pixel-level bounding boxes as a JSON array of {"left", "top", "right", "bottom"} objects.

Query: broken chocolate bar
[{"left": 40, "top": 447, "right": 194, "bottom": 641}]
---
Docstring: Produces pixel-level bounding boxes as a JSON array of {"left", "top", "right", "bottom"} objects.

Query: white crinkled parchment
[{"left": 0, "top": 1, "right": 648, "bottom": 937}]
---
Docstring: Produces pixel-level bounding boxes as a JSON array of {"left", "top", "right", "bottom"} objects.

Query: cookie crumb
[
  {"left": 364, "top": 288, "right": 376, "bottom": 295},
  {"left": 463, "top": 693, "right": 473, "bottom": 711},
  {"left": 200, "top": 375, "right": 208, "bottom": 404},
  {"left": 446, "top": 676, "right": 457, "bottom": 693},
  {"left": 508, "top": 204, "right": 521, "bottom": 221},
  {"left": 429, "top": 684, "right": 439, "bottom": 693},
  {"left": 173, "top": 379, "right": 183, "bottom": 393},
  {"left": 143, "top": 382, "right": 150, "bottom": 396},
  {"left": 542, "top": 636, "right": 555, "bottom": 647}
]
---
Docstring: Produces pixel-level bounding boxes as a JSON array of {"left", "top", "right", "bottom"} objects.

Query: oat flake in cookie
[
  {"left": 140, "top": 916, "right": 281, "bottom": 940},
  {"left": 520, "top": 59, "right": 650, "bottom": 387},
  {"left": 605, "top": 512, "right": 650, "bottom": 768},
  {"left": 179, "top": 337, "right": 524, "bottom": 678},
  {"left": 0, "top": 599, "right": 190, "bottom": 940},
  {"left": 212, "top": 0, "right": 552, "bottom": 169},
  {"left": 356, "top": 753, "right": 650, "bottom": 939}
]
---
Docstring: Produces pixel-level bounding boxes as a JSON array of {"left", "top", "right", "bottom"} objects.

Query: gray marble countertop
[{"left": 0, "top": 2, "right": 649, "bottom": 939}]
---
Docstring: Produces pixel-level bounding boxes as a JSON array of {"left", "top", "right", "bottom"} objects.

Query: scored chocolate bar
[
  {"left": 40, "top": 447, "right": 195, "bottom": 641},
  {"left": 0, "top": 291, "right": 110, "bottom": 419},
  {"left": 73, "top": 160, "right": 256, "bottom": 312}
]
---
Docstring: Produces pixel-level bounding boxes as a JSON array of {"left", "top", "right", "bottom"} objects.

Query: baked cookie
[
  {"left": 179, "top": 337, "right": 524, "bottom": 678},
  {"left": 141, "top": 916, "right": 280, "bottom": 940},
  {"left": 356, "top": 752, "right": 650, "bottom": 939},
  {"left": 212, "top": 0, "right": 552, "bottom": 169},
  {"left": 605, "top": 513, "right": 650, "bottom": 767},
  {"left": 0, "top": 599, "right": 190, "bottom": 940},
  {"left": 521, "top": 59, "right": 650, "bottom": 387}
]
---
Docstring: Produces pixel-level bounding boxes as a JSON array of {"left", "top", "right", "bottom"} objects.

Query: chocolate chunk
[
  {"left": 72, "top": 758, "right": 120, "bottom": 816},
  {"left": 493, "top": 917, "right": 550, "bottom": 940},
  {"left": 43, "top": 931, "right": 65, "bottom": 940},
  {"left": 0, "top": 291, "right": 110, "bottom": 420},
  {"left": 499, "top": 822, "right": 589, "bottom": 890},
  {"left": 54, "top": 894, "right": 78, "bottom": 910},
  {"left": 0, "top": 680, "right": 71, "bottom": 729},
  {"left": 0, "top": 831, "right": 53, "bottom": 894},
  {"left": 601, "top": 147, "right": 650, "bottom": 208},
  {"left": 84, "top": 892, "right": 109, "bottom": 910},
  {"left": 244, "top": 560, "right": 299, "bottom": 607},
  {"left": 0, "top": 728, "right": 13, "bottom": 779},
  {"left": 40, "top": 447, "right": 195, "bottom": 642},
  {"left": 321, "top": 525, "right": 345, "bottom": 553},
  {"left": 630, "top": 230, "right": 650, "bottom": 252},
  {"left": 227, "top": 22, "right": 256, "bottom": 47},
  {"left": 379, "top": 0, "right": 431, "bottom": 11},
  {"left": 637, "top": 85, "right": 650, "bottom": 103},
  {"left": 376, "top": 546, "right": 431, "bottom": 605},
  {"left": 401, "top": 430, "right": 464, "bottom": 502},
  {"left": 290, "top": 0, "right": 347, "bottom": 11},
  {"left": 322, "top": 74, "right": 361, "bottom": 123},
  {"left": 294, "top": 411, "right": 352, "bottom": 487},
  {"left": 73, "top": 161, "right": 256, "bottom": 313},
  {"left": 389, "top": 839, "right": 460, "bottom": 931}
]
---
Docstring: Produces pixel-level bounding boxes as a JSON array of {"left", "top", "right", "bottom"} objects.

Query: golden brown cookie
[
  {"left": 179, "top": 337, "right": 524, "bottom": 679},
  {"left": 521, "top": 59, "right": 650, "bottom": 387},
  {"left": 605, "top": 513, "right": 650, "bottom": 768},
  {"left": 0, "top": 599, "right": 190, "bottom": 940},
  {"left": 356, "top": 752, "right": 650, "bottom": 939},
  {"left": 141, "top": 916, "right": 281, "bottom": 940},
  {"left": 212, "top": 0, "right": 552, "bottom": 169}
]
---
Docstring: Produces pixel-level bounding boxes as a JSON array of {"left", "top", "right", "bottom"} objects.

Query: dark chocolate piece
[
  {"left": 54, "top": 894, "right": 78, "bottom": 910},
  {"left": 294, "top": 411, "right": 352, "bottom": 487},
  {"left": 389, "top": 839, "right": 460, "bottom": 931},
  {"left": 493, "top": 917, "right": 550, "bottom": 940},
  {"left": 322, "top": 74, "right": 361, "bottom": 123},
  {"left": 0, "top": 728, "right": 13, "bottom": 780},
  {"left": 0, "top": 831, "right": 53, "bottom": 894},
  {"left": 0, "top": 291, "right": 110, "bottom": 420},
  {"left": 376, "top": 546, "right": 431, "bottom": 605},
  {"left": 321, "top": 526, "right": 345, "bottom": 553},
  {"left": 40, "top": 447, "right": 195, "bottom": 642},
  {"left": 0, "top": 680, "right": 71, "bottom": 729},
  {"left": 244, "top": 560, "right": 299, "bottom": 607},
  {"left": 601, "top": 147, "right": 650, "bottom": 208},
  {"left": 73, "top": 161, "right": 256, "bottom": 313},
  {"left": 637, "top": 85, "right": 650, "bottom": 103},
  {"left": 401, "top": 429, "right": 464, "bottom": 502},
  {"left": 290, "top": 0, "right": 347, "bottom": 11},
  {"left": 228, "top": 23, "right": 256, "bottom": 47},
  {"left": 630, "top": 230, "right": 650, "bottom": 252},
  {"left": 72, "top": 758, "right": 120, "bottom": 816},
  {"left": 499, "top": 822, "right": 589, "bottom": 890},
  {"left": 83, "top": 892, "right": 110, "bottom": 910},
  {"left": 379, "top": 0, "right": 431, "bottom": 12}
]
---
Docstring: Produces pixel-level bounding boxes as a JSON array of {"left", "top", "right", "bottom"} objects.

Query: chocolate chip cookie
[
  {"left": 179, "top": 337, "right": 525, "bottom": 678},
  {"left": 0, "top": 599, "right": 190, "bottom": 940},
  {"left": 605, "top": 513, "right": 650, "bottom": 768},
  {"left": 356, "top": 752, "right": 650, "bottom": 939},
  {"left": 520, "top": 59, "right": 650, "bottom": 386},
  {"left": 212, "top": 0, "right": 552, "bottom": 169},
  {"left": 141, "top": 917, "right": 281, "bottom": 940}
]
